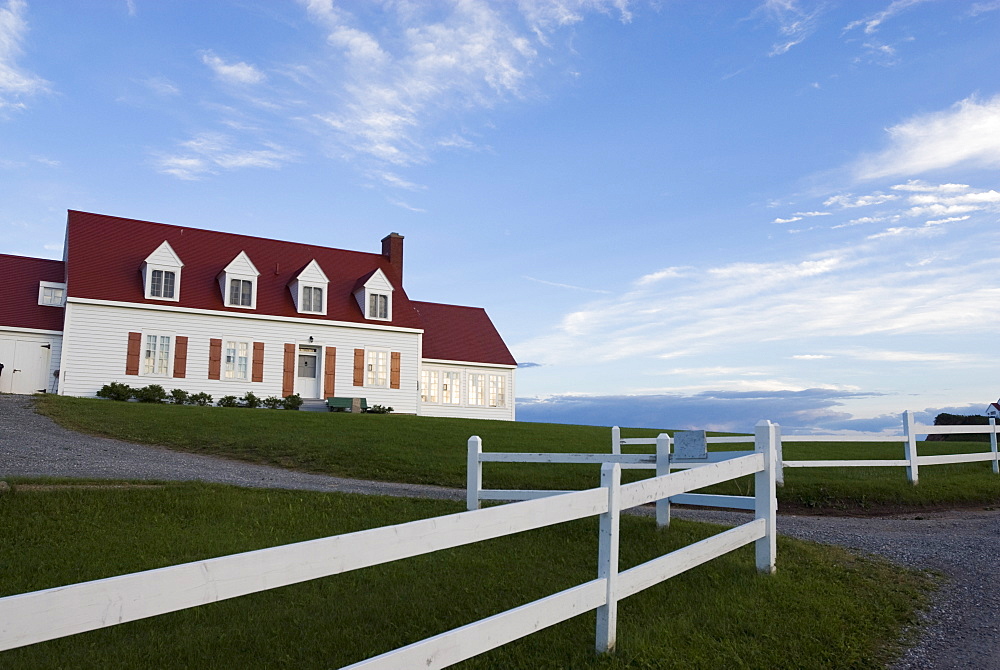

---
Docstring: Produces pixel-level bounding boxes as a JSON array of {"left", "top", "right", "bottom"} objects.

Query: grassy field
[
  {"left": 0, "top": 481, "right": 933, "bottom": 669},
  {"left": 33, "top": 395, "right": 1000, "bottom": 513}
]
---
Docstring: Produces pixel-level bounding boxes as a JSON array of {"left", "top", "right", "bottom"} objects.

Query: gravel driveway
[{"left": 1, "top": 393, "right": 997, "bottom": 668}]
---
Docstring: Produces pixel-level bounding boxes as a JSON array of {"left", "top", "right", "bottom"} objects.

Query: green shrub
[
  {"left": 282, "top": 394, "right": 303, "bottom": 411},
  {"left": 217, "top": 395, "right": 239, "bottom": 408},
  {"left": 262, "top": 396, "right": 283, "bottom": 409},
  {"left": 368, "top": 404, "right": 394, "bottom": 414},
  {"left": 188, "top": 392, "right": 213, "bottom": 406},
  {"left": 95, "top": 382, "right": 133, "bottom": 402},
  {"left": 168, "top": 389, "right": 189, "bottom": 405},
  {"left": 241, "top": 392, "right": 261, "bottom": 409},
  {"left": 133, "top": 384, "right": 167, "bottom": 403}
]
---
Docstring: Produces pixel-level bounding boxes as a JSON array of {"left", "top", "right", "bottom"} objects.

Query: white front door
[
  {"left": 0, "top": 337, "right": 51, "bottom": 394},
  {"left": 297, "top": 346, "right": 320, "bottom": 399}
]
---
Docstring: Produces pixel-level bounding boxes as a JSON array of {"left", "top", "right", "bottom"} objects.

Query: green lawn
[
  {"left": 0, "top": 481, "right": 933, "bottom": 669},
  {"left": 32, "top": 395, "right": 1000, "bottom": 513}
]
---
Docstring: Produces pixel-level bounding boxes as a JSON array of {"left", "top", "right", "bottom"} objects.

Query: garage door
[{"left": 0, "top": 337, "right": 52, "bottom": 394}]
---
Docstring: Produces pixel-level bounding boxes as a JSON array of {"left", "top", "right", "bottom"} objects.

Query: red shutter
[
  {"left": 353, "top": 348, "right": 365, "bottom": 387},
  {"left": 208, "top": 338, "right": 222, "bottom": 380},
  {"left": 324, "top": 347, "right": 336, "bottom": 398},
  {"left": 125, "top": 332, "right": 141, "bottom": 376},
  {"left": 252, "top": 342, "right": 264, "bottom": 382},
  {"left": 282, "top": 343, "right": 295, "bottom": 396},
  {"left": 173, "top": 336, "right": 188, "bottom": 379},
  {"left": 390, "top": 351, "right": 401, "bottom": 389}
]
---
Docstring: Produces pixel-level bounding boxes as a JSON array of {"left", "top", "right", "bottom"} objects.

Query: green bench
[{"left": 327, "top": 397, "right": 369, "bottom": 413}]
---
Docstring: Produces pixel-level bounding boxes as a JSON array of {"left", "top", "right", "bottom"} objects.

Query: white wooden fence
[
  {"left": 778, "top": 411, "right": 999, "bottom": 484},
  {"left": 0, "top": 421, "right": 779, "bottom": 668}
]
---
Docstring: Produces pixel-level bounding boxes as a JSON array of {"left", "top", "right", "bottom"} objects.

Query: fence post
[
  {"left": 596, "top": 462, "right": 621, "bottom": 654},
  {"left": 655, "top": 433, "right": 672, "bottom": 529},
  {"left": 991, "top": 418, "right": 999, "bottom": 475},
  {"left": 775, "top": 423, "right": 785, "bottom": 487},
  {"left": 611, "top": 426, "right": 621, "bottom": 455},
  {"left": 902, "top": 411, "right": 919, "bottom": 485},
  {"left": 754, "top": 420, "right": 777, "bottom": 575},
  {"left": 467, "top": 436, "right": 482, "bottom": 511}
]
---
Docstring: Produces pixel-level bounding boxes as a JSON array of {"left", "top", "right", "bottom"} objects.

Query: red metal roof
[
  {"left": 0, "top": 254, "right": 66, "bottom": 332},
  {"left": 64, "top": 210, "right": 423, "bottom": 328},
  {"left": 413, "top": 301, "right": 516, "bottom": 366}
]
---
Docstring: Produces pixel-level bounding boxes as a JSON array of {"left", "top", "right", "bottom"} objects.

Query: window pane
[
  {"left": 162, "top": 271, "right": 175, "bottom": 298},
  {"left": 489, "top": 375, "right": 505, "bottom": 407},
  {"left": 238, "top": 342, "right": 249, "bottom": 379},
  {"left": 225, "top": 341, "right": 237, "bottom": 378},
  {"left": 312, "top": 287, "right": 322, "bottom": 311},
  {"left": 302, "top": 286, "right": 312, "bottom": 312},
  {"left": 144, "top": 335, "right": 157, "bottom": 374},
  {"left": 158, "top": 336, "right": 171, "bottom": 375},
  {"left": 229, "top": 279, "right": 241, "bottom": 305},
  {"left": 151, "top": 270, "right": 162, "bottom": 297},
  {"left": 241, "top": 280, "right": 252, "bottom": 306}
]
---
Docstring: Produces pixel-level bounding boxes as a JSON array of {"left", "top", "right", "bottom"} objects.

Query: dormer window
[
  {"left": 219, "top": 251, "right": 259, "bottom": 310},
  {"left": 150, "top": 270, "right": 176, "bottom": 299},
  {"left": 229, "top": 279, "right": 253, "bottom": 306},
  {"left": 289, "top": 259, "right": 329, "bottom": 316},
  {"left": 141, "top": 241, "right": 183, "bottom": 302},
  {"left": 353, "top": 268, "right": 393, "bottom": 322},
  {"left": 38, "top": 281, "right": 66, "bottom": 307},
  {"left": 369, "top": 293, "right": 389, "bottom": 319}
]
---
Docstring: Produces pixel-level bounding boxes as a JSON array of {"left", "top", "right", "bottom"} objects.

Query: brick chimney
[{"left": 381, "top": 232, "right": 403, "bottom": 276}]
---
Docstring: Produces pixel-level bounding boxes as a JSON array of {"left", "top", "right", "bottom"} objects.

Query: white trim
[
  {"left": 421, "top": 357, "right": 516, "bottom": 369},
  {"left": 140, "top": 331, "right": 174, "bottom": 378},
  {"left": 65, "top": 298, "right": 424, "bottom": 334},
  {"left": 0, "top": 325, "right": 63, "bottom": 336}
]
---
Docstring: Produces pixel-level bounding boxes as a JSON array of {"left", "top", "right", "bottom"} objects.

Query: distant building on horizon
[{"left": 0, "top": 210, "right": 516, "bottom": 419}]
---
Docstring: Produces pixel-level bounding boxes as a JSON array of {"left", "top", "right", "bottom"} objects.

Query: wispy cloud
[
  {"left": 0, "top": 0, "right": 49, "bottom": 114},
  {"left": 757, "top": 0, "right": 824, "bottom": 56},
  {"left": 153, "top": 132, "right": 297, "bottom": 179},
  {"left": 523, "top": 275, "right": 613, "bottom": 294},
  {"left": 855, "top": 94, "right": 1000, "bottom": 180},
  {"left": 201, "top": 50, "right": 267, "bottom": 86},
  {"left": 844, "top": 0, "right": 932, "bottom": 35}
]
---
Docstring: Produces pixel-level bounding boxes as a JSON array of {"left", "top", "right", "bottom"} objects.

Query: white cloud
[
  {"left": 792, "top": 354, "right": 830, "bottom": 360},
  {"left": 201, "top": 50, "right": 267, "bottom": 85},
  {"left": 523, "top": 275, "right": 613, "bottom": 294},
  {"left": 757, "top": 0, "right": 823, "bottom": 56},
  {"left": 154, "top": 132, "right": 296, "bottom": 179},
  {"left": 844, "top": 0, "right": 931, "bottom": 34},
  {"left": 0, "top": 0, "right": 49, "bottom": 113},
  {"left": 855, "top": 94, "right": 1000, "bottom": 180},
  {"left": 824, "top": 192, "right": 900, "bottom": 208},
  {"left": 635, "top": 267, "right": 685, "bottom": 285},
  {"left": 773, "top": 216, "right": 801, "bottom": 223}
]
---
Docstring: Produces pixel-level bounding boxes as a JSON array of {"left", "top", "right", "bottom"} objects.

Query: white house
[{"left": 0, "top": 210, "right": 516, "bottom": 420}]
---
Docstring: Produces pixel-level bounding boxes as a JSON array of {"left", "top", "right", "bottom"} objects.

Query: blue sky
[{"left": 3, "top": 0, "right": 1000, "bottom": 434}]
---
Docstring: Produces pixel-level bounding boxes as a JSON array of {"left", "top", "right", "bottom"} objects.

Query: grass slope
[
  {"left": 33, "top": 396, "right": 1000, "bottom": 513},
  {"left": 0, "top": 482, "right": 932, "bottom": 669}
]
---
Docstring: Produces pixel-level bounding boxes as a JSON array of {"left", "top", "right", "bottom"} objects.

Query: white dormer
[
  {"left": 354, "top": 268, "right": 394, "bottom": 321},
  {"left": 141, "top": 241, "right": 183, "bottom": 302},
  {"left": 219, "top": 251, "right": 260, "bottom": 309},
  {"left": 289, "top": 259, "right": 329, "bottom": 315},
  {"left": 38, "top": 281, "right": 66, "bottom": 307}
]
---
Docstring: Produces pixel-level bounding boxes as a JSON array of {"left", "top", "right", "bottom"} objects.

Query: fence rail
[{"left": 0, "top": 422, "right": 779, "bottom": 669}]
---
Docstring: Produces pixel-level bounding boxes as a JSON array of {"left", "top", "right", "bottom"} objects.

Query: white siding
[
  {"left": 418, "top": 361, "right": 515, "bottom": 421},
  {"left": 59, "top": 302, "right": 421, "bottom": 412}
]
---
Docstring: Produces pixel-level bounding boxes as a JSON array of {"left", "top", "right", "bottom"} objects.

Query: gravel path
[
  {"left": 2, "top": 393, "right": 997, "bottom": 668},
  {"left": 0, "top": 394, "right": 460, "bottom": 500}
]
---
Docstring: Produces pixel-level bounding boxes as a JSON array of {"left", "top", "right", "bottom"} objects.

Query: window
[
  {"left": 229, "top": 279, "right": 253, "bottom": 307},
  {"left": 301, "top": 286, "right": 323, "bottom": 313},
  {"left": 38, "top": 281, "right": 66, "bottom": 307},
  {"left": 142, "top": 241, "right": 183, "bottom": 302},
  {"left": 468, "top": 373, "right": 485, "bottom": 406},
  {"left": 421, "top": 369, "right": 439, "bottom": 403},
  {"left": 367, "top": 350, "right": 388, "bottom": 387},
  {"left": 442, "top": 371, "right": 461, "bottom": 405},
  {"left": 368, "top": 293, "right": 389, "bottom": 320},
  {"left": 488, "top": 374, "right": 506, "bottom": 408},
  {"left": 143, "top": 334, "right": 172, "bottom": 376},
  {"left": 225, "top": 340, "right": 250, "bottom": 380},
  {"left": 150, "top": 270, "right": 176, "bottom": 299}
]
